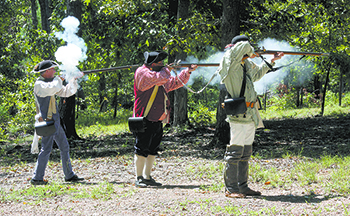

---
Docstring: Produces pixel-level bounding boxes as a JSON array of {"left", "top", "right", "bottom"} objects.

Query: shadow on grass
[
  {"left": 258, "top": 193, "right": 343, "bottom": 204},
  {"left": 1, "top": 114, "right": 350, "bottom": 166}
]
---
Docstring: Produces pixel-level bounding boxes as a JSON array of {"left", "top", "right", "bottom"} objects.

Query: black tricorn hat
[
  {"left": 32, "top": 60, "right": 59, "bottom": 73},
  {"left": 144, "top": 50, "right": 168, "bottom": 65},
  {"left": 231, "top": 35, "right": 250, "bottom": 45}
]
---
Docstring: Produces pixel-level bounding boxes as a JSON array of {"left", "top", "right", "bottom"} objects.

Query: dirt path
[{"left": 1, "top": 115, "right": 350, "bottom": 215}]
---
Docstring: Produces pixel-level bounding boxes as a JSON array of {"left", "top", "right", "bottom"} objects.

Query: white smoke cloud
[
  {"left": 54, "top": 16, "right": 87, "bottom": 85},
  {"left": 172, "top": 49, "right": 223, "bottom": 89},
  {"left": 252, "top": 38, "right": 315, "bottom": 94},
  {"left": 174, "top": 39, "right": 315, "bottom": 95}
]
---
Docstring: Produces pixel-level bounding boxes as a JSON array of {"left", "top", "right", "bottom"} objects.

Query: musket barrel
[
  {"left": 175, "top": 63, "right": 220, "bottom": 67},
  {"left": 82, "top": 64, "right": 139, "bottom": 74},
  {"left": 258, "top": 50, "right": 330, "bottom": 56}
]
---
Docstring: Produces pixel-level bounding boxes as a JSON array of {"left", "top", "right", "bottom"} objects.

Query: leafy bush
[{"left": 188, "top": 102, "right": 216, "bottom": 127}]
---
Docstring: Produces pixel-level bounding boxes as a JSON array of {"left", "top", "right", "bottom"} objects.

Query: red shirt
[{"left": 133, "top": 65, "right": 191, "bottom": 122}]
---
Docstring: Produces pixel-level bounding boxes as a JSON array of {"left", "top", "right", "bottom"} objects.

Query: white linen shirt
[
  {"left": 34, "top": 76, "right": 78, "bottom": 98},
  {"left": 218, "top": 41, "right": 275, "bottom": 128}
]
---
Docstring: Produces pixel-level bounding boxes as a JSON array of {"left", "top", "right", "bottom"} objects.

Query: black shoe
[
  {"left": 143, "top": 176, "right": 162, "bottom": 186},
  {"left": 65, "top": 174, "right": 84, "bottom": 182},
  {"left": 135, "top": 176, "right": 147, "bottom": 188},
  {"left": 241, "top": 188, "right": 261, "bottom": 196},
  {"left": 30, "top": 179, "right": 48, "bottom": 185}
]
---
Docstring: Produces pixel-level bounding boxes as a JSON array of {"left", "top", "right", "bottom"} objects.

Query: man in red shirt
[{"left": 133, "top": 50, "right": 197, "bottom": 187}]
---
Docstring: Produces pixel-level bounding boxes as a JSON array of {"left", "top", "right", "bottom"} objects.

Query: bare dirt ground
[{"left": 1, "top": 115, "right": 350, "bottom": 215}]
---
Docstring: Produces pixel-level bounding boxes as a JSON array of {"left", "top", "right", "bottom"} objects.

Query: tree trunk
[
  {"left": 214, "top": 0, "right": 240, "bottom": 145},
  {"left": 31, "top": 0, "right": 38, "bottom": 29},
  {"left": 339, "top": 68, "right": 343, "bottom": 106},
  {"left": 212, "top": 85, "right": 230, "bottom": 147},
  {"left": 166, "top": 0, "right": 178, "bottom": 125},
  {"left": 296, "top": 87, "right": 300, "bottom": 108},
  {"left": 321, "top": 61, "right": 332, "bottom": 116},
  {"left": 38, "top": 0, "right": 50, "bottom": 33},
  {"left": 113, "top": 73, "right": 121, "bottom": 119},
  {"left": 168, "top": 0, "right": 178, "bottom": 26},
  {"left": 313, "top": 74, "right": 321, "bottom": 99},
  {"left": 98, "top": 73, "right": 107, "bottom": 106},
  {"left": 58, "top": 0, "right": 84, "bottom": 140},
  {"left": 173, "top": 0, "right": 190, "bottom": 126},
  {"left": 59, "top": 96, "right": 80, "bottom": 139}
]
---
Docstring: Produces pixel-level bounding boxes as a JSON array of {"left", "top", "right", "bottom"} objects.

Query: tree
[
  {"left": 58, "top": 0, "right": 84, "bottom": 139},
  {"left": 173, "top": 0, "right": 191, "bottom": 126},
  {"left": 213, "top": 0, "right": 241, "bottom": 145},
  {"left": 38, "top": 0, "right": 51, "bottom": 33}
]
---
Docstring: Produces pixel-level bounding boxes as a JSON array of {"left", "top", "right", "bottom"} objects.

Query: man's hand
[
  {"left": 250, "top": 52, "right": 260, "bottom": 59},
  {"left": 166, "top": 63, "right": 175, "bottom": 71},
  {"left": 271, "top": 52, "right": 284, "bottom": 63},
  {"left": 75, "top": 72, "right": 84, "bottom": 79}
]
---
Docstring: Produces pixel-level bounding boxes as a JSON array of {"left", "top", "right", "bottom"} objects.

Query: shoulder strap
[
  {"left": 225, "top": 64, "right": 247, "bottom": 99},
  {"left": 239, "top": 64, "right": 247, "bottom": 97},
  {"left": 144, "top": 85, "right": 159, "bottom": 117}
]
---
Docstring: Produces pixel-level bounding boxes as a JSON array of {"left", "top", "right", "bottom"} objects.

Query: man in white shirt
[
  {"left": 218, "top": 35, "right": 284, "bottom": 198},
  {"left": 31, "top": 60, "right": 84, "bottom": 185}
]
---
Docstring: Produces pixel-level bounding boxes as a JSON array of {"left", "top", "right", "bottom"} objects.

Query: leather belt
[{"left": 246, "top": 102, "right": 255, "bottom": 108}]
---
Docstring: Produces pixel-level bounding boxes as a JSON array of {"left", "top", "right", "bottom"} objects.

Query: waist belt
[{"left": 246, "top": 102, "right": 255, "bottom": 108}]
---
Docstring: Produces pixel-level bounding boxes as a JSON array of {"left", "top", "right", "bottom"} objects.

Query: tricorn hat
[
  {"left": 144, "top": 50, "right": 168, "bottom": 65},
  {"left": 32, "top": 60, "right": 59, "bottom": 73}
]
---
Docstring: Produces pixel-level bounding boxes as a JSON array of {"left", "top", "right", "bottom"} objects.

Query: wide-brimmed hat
[
  {"left": 144, "top": 50, "right": 168, "bottom": 65},
  {"left": 231, "top": 35, "right": 250, "bottom": 45},
  {"left": 32, "top": 60, "right": 59, "bottom": 73},
  {"left": 231, "top": 35, "right": 257, "bottom": 47}
]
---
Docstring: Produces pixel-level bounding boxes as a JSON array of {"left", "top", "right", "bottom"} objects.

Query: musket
[
  {"left": 172, "top": 62, "right": 220, "bottom": 68},
  {"left": 82, "top": 62, "right": 220, "bottom": 74},
  {"left": 242, "top": 47, "right": 330, "bottom": 60},
  {"left": 82, "top": 64, "right": 139, "bottom": 74},
  {"left": 81, "top": 48, "right": 330, "bottom": 74},
  {"left": 173, "top": 48, "right": 330, "bottom": 68}
]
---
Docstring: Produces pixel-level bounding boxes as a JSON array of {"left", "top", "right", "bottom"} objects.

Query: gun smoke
[
  {"left": 180, "top": 39, "right": 315, "bottom": 95},
  {"left": 253, "top": 38, "right": 315, "bottom": 95},
  {"left": 54, "top": 16, "right": 87, "bottom": 90}
]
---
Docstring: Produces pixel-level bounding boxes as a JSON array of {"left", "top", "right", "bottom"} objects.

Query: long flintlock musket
[
  {"left": 242, "top": 47, "right": 330, "bottom": 61},
  {"left": 161, "top": 48, "right": 330, "bottom": 68},
  {"left": 80, "top": 48, "right": 329, "bottom": 74},
  {"left": 82, "top": 64, "right": 140, "bottom": 74}
]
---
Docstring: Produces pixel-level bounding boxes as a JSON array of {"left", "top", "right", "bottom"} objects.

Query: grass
[
  {"left": 1, "top": 95, "right": 350, "bottom": 214},
  {"left": 1, "top": 152, "right": 350, "bottom": 214}
]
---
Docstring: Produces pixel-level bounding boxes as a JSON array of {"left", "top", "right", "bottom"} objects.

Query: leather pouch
[
  {"left": 128, "top": 117, "right": 146, "bottom": 133},
  {"left": 35, "top": 120, "right": 56, "bottom": 136},
  {"left": 224, "top": 97, "right": 247, "bottom": 115}
]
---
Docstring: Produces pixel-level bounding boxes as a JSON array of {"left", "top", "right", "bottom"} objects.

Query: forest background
[
  {"left": 1, "top": 0, "right": 350, "bottom": 144},
  {"left": 2, "top": 0, "right": 350, "bottom": 215}
]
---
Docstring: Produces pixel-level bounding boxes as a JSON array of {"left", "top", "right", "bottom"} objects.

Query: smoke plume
[
  {"left": 253, "top": 38, "right": 314, "bottom": 94},
  {"left": 179, "top": 39, "right": 315, "bottom": 95},
  {"left": 54, "top": 16, "right": 87, "bottom": 85}
]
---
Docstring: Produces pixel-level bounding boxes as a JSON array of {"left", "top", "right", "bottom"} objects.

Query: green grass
[
  {"left": 75, "top": 108, "right": 132, "bottom": 138},
  {"left": 1, "top": 92, "right": 350, "bottom": 214},
  {"left": 1, "top": 153, "right": 350, "bottom": 214},
  {"left": 248, "top": 154, "right": 350, "bottom": 196}
]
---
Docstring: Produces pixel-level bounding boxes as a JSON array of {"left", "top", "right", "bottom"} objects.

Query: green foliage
[
  {"left": 75, "top": 108, "right": 132, "bottom": 137},
  {"left": 2, "top": 0, "right": 350, "bottom": 142},
  {"left": 188, "top": 104, "right": 216, "bottom": 127}
]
